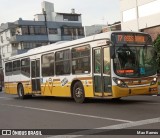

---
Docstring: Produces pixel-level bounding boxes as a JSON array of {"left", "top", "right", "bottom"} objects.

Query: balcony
[
  {"left": 61, "top": 35, "right": 84, "bottom": 41},
  {"left": 9, "top": 35, "right": 48, "bottom": 42}
]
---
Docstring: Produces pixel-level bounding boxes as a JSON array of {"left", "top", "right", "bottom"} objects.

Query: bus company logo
[{"left": 2, "top": 130, "right": 11, "bottom": 135}]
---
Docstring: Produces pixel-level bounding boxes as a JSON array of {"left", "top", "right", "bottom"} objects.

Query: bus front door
[
  {"left": 31, "top": 59, "right": 41, "bottom": 93},
  {"left": 93, "top": 47, "right": 112, "bottom": 97}
]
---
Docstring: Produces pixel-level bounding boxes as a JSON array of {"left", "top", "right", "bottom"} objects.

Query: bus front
[{"left": 111, "top": 32, "right": 158, "bottom": 98}]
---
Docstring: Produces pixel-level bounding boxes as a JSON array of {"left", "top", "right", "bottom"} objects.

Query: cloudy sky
[{"left": 0, "top": 0, "right": 120, "bottom": 26}]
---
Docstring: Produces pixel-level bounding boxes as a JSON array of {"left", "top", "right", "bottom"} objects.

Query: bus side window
[
  {"left": 13, "top": 60, "right": 20, "bottom": 75},
  {"left": 41, "top": 52, "right": 54, "bottom": 77},
  {"left": 55, "top": 49, "right": 70, "bottom": 75},
  {"left": 5, "top": 62, "right": 12, "bottom": 76},
  {"left": 21, "top": 58, "right": 30, "bottom": 77},
  {"left": 72, "top": 45, "right": 90, "bottom": 74}
]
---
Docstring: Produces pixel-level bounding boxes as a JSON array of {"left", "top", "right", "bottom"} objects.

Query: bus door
[
  {"left": 31, "top": 59, "right": 41, "bottom": 92},
  {"left": 93, "top": 46, "right": 112, "bottom": 97}
]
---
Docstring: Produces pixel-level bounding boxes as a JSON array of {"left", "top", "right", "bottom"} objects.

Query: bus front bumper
[{"left": 112, "top": 84, "right": 158, "bottom": 98}]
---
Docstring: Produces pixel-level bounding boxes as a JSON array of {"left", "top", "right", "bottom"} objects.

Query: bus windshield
[{"left": 113, "top": 46, "right": 157, "bottom": 78}]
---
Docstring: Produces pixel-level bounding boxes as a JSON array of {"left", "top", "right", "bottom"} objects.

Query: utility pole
[
  {"left": 42, "top": 8, "right": 50, "bottom": 44},
  {"left": 136, "top": 0, "right": 139, "bottom": 31}
]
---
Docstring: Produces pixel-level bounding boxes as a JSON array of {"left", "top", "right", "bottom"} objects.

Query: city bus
[{"left": 2, "top": 31, "right": 158, "bottom": 103}]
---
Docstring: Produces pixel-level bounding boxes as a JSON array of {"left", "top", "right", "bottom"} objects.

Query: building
[
  {"left": 102, "top": 21, "right": 121, "bottom": 32},
  {"left": 84, "top": 21, "right": 121, "bottom": 37},
  {"left": 0, "top": 1, "right": 84, "bottom": 60},
  {"left": 84, "top": 25, "right": 106, "bottom": 37},
  {"left": 120, "top": 0, "right": 160, "bottom": 40}
]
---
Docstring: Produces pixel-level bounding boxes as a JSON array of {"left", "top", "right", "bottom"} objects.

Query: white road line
[
  {"left": 143, "top": 102, "right": 160, "bottom": 105},
  {"left": 0, "top": 103, "right": 132, "bottom": 123},
  {"left": 0, "top": 97, "right": 12, "bottom": 100},
  {"left": 48, "top": 117, "right": 160, "bottom": 138}
]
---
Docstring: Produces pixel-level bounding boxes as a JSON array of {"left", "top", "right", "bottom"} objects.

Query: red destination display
[{"left": 113, "top": 33, "right": 152, "bottom": 45}]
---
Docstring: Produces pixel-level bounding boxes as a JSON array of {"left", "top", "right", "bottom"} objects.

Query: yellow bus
[{"left": 2, "top": 31, "right": 158, "bottom": 103}]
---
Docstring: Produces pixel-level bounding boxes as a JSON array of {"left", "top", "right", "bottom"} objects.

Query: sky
[{"left": 0, "top": 0, "right": 120, "bottom": 26}]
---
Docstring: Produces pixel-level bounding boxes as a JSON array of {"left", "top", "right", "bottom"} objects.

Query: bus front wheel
[
  {"left": 18, "top": 84, "right": 26, "bottom": 99},
  {"left": 73, "top": 81, "right": 85, "bottom": 103}
]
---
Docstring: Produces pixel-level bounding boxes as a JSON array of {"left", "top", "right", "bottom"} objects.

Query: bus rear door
[{"left": 31, "top": 59, "right": 41, "bottom": 93}]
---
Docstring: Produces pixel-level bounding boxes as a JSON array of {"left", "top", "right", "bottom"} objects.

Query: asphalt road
[{"left": 0, "top": 90, "right": 160, "bottom": 138}]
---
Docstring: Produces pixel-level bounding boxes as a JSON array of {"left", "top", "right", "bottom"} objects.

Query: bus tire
[
  {"left": 73, "top": 81, "right": 85, "bottom": 103},
  {"left": 18, "top": 84, "right": 26, "bottom": 99}
]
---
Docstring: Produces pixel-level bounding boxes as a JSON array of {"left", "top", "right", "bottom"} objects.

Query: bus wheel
[
  {"left": 18, "top": 84, "right": 26, "bottom": 99},
  {"left": 73, "top": 81, "right": 85, "bottom": 103}
]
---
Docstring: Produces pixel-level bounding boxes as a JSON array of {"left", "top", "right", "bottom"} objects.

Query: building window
[
  {"left": 22, "top": 42, "right": 48, "bottom": 49},
  {"left": 11, "top": 28, "right": 16, "bottom": 36},
  {"left": 78, "top": 28, "right": 84, "bottom": 36},
  {"left": 63, "top": 28, "right": 70, "bottom": 35},
  {"left": 42, "top": 53, "right": 54, "bottom": 76},
  {"left": 63, "top": 28, "right": 81, "bottom": 36},
  {"left": 49, "top": 28, "right": 58, "bottom": 34},
  {"left": 29, "top": 26, "right": 34, "bottom": 35},
  {"left": 72, "top": 45, "right": 90, "bottom": 74},
  {"left": 35, "top": 26, "right": 40, "bottom": 35},
  {"left": 40, "top": 26, "right": 47, "bottom": 34},
  {"left": 55, "top": 49, "right": 70, "bottom": 75},
  {"left": 123, "top": 8, "right": 136, "bottom": 22},
  {"left": 63, "top": 15, "right": 78, "bottom": 21},
  {"left": 21, "top": 26, "right": 29, "bottom": 35}
]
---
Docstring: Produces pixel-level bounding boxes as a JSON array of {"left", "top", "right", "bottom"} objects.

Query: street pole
[
  {"left": 136, "top": 0, "right": 139, "bottom": 31},
  {"left": 42, "top": 8, "right": 49, "bottom": 44}
]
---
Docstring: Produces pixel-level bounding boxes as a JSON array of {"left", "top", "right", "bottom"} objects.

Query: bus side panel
[
  {"left": 4, "top": 82, "right": 17, "bottom": 94},
  {"left": 41, "top": 81, "right": 71, "bottom": 97},
  {"left": 73, "top": 78, "right": 94, "bottom": 98},
  {"left": 10, "top": 82, "right": 18, "bottom": 94},
  {"left": 84, "top": 85, "right": 94, "bottom": 97},
  {"left": 82, "top": 81, "right": 94, "bottom": 98},
  {"left": 23, "top": 81, "right": 32, "bottom": 95},
  {"left": 4, "top": 82, "right": 9, "bottom": 94}
]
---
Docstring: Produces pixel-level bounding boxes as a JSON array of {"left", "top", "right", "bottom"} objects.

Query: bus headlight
[
  {"left": 113, "top": 77, "right": 128, "bottom": 88},
  {"left": 150, "top": 77, "right": 157, "bottom": 86}
]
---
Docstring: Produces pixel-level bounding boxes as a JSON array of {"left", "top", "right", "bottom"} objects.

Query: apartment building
[{"left": 0, "top": 1, "right": 84, "bottom": 60}]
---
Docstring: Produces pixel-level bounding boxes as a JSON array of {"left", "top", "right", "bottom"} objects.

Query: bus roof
[{"left": 4, "top": 31, "right": 150, "bottom": 61}]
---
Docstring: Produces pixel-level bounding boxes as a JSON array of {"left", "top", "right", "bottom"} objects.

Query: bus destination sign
[{"left": 114, "top": 33, "right": 152, "bottom": 45}]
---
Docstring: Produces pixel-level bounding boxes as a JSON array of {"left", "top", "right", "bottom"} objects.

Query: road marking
[
  {"left": 143, "top": 102, "right": 160, "bottom": 105},
  {"left": 48, "top": 117, "right": 160, "bottom": 138},
  {"left": 0, "top": 97, "right": 12, "bottom": 100},
  {"left": 0, "top": 103, "right": 132, "bottom": 123}
]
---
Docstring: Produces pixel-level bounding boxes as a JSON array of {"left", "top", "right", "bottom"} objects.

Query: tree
[{"left": 153, "top": 35, "right": 160, "bottom": 72}]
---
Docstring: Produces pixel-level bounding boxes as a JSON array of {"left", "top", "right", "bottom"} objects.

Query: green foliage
[{"left": 153, "top": 35, "right": 160, "bottom": 72}]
